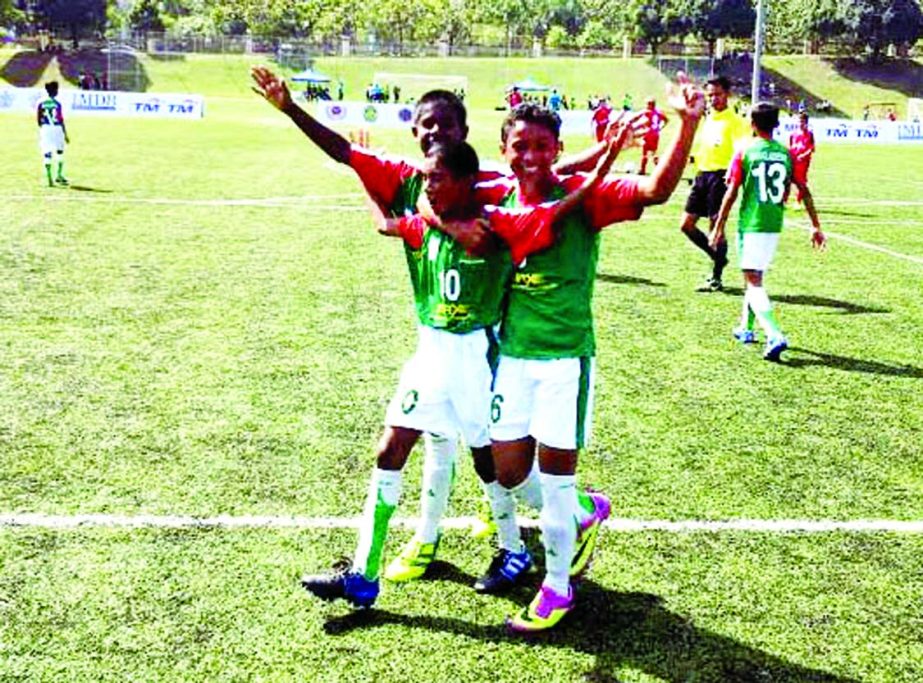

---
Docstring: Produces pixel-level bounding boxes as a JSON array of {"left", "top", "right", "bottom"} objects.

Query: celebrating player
[
  {"left": 475, "top": 77, "right": 705, "bottom": 633},
  {"left": 37, "top": 81, "right": 70, "bottom": 187},
  {"left": 710, "top": 103, "right": 826, "bottom": 362},
  {"left": 788, "top": 112, "right": 816, "bottom": 206},
  {"left": 639, "top": 97, "right": 669, "bottom": 175},
  {"left": 679, "top": 76, "right": 750, "bottom": 292}
]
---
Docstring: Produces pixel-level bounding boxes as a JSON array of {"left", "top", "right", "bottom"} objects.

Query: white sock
[
  {"left": 746, "top": 286, "right": 783, "bottom": 338},
  {"left": 416, "top": 433, "right": 457, "bottom": 544},
  {"left": 483, "top": 480, "right": 521, "bottom": 552},
  {"left": 511, "top": 463, "right": 543, "bottom": 511},
  {"left": 538, "top": 471, "right": 579, "bottom": 595},
  {"left": 353, "top": 468, "right": 402, "bottom": 579}
]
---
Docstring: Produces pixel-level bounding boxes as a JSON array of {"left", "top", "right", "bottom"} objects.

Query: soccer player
[
  {"left": 788, "top": 112, "right": 815, "bottom": 206},
  {"left": 710, "top": 103, "right": 826, "bottom": 362},
  {"left": 639, "top": 97, "right": 669, "bottom": 175},
  {"left": 680, "top": 75, "right": 750, "bottom": 292},
  {"left": 592, "top": 97, "right": 612, "bottom": 142},
  {"left": 252, "top": 67, "right": 556, "bottom": 607},
  {"left": 476, "top": 80, "right": 704, "bottom": 633},
  {"left": 37, "top": 81, "right": 69, "bottom": 187}
]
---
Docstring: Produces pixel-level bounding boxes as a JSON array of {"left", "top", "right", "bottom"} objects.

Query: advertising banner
[{"left": 0, "top": 87, "right": 205, "bottom": 119}]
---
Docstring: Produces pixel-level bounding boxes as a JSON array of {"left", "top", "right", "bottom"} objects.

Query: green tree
[
  {"left": 681, "top": 0, "right": 755, "bottom": 55},
  {"left": 627, "top": 0, "right": 685, "bottom": 56},
  {"left": 36, "top": 0, "right": 108, "bottom": 45},
  {"left": 841, "top": 0, "right": 923, "bottom": 58},
  {"left": 577, "top": 19, "right": 617, "bottom": 48}
]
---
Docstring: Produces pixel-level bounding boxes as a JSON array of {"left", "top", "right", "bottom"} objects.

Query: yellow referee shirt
[{"left": 694, "top": 108, "right": 751, "bottom": 172}]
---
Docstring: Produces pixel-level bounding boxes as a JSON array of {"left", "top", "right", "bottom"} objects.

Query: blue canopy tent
[
  {"left": 507, "top": 77, "right": 551, "bottom": 92},
  {"left": 290, "top": 68, "right": 332, "bottom": 84}
]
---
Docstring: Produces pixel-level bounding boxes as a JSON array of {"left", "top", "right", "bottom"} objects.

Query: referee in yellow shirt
[{"left": 680, "top": 76, "right": 750, "bottom": 291}]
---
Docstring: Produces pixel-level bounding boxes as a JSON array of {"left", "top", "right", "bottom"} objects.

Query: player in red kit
[
  {"left": 592, "top": 97, "right": 612, "bottom": 142},
  {"left": 788, "top": 112, "right": 815, "bottom": 205},
  {"left": 640, "top": 97, "right": 669, "bottom": 175}
]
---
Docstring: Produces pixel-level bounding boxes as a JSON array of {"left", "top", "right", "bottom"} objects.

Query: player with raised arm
[
  {"left": 788, "top": 112, "right": 816, "bottom": 207},
  {"left": 474, "top": 77, "right": 705, "bottom": 633},
  {"left": 37, "top": 81, "right": 70, "bottom": 187},
  {"left": 710, "top": 103, "right": 826, "bottom": 362}
]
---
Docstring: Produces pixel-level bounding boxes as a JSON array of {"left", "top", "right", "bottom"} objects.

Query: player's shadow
[
  {"left": 819, "top": 208, "right": 877, "bottom": 219},
  {"left": 66, "top": 185, "right": 112, "bottom": 193},
  {"left": 782, "top": 347, "right": 923, "bottom": 377},
  {"left": 720, "top": 288, "right": 889, "bottom": 315},
  {"left": 597, "top": 273, "right": 666, "bottom": 288},
  {"left": 323, "top": 582, "right": 858, "bottom": 682}
]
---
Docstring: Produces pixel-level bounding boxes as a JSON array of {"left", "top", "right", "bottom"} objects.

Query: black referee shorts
[{"left": 684, "top": 170, "right": 727, "bottom": 219}]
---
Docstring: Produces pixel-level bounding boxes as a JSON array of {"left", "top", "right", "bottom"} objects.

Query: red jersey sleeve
[
  {"left": 726, "top": 151, "right": 744, "bottom": 187},
  {"left": 560, "top": 174, "right": 643, "bottom": 231},
  {"left": 474, "top": 176, "right": 516, "bottom": 206},
  {"left": 349, "top": 146, "right": 419, "bottom": 211},
  {"left": 484, "top": 204, "right": 556, "bottom": 265},
  {"left": 395, "top": 215, "right": 426, "bottom": 250},
  {"left": 55, "top": 102, "right": 64, "bottom": 124}
]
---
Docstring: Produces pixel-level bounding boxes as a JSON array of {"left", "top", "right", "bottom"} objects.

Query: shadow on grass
[
  {"left": 323, "top": 582, "right": 858, "bottom": 682},
  {"left": 782, "top": 348, "right": 923, "bottom": 377},
  {"left": 0, "top": 51, "right": 53, "bottom": 87},
  {"left": 829, "top": 58, "right": 923, "bottom": 100},
  {"left": 720, "top": 289, "right": 889, "bottom": 315},
  {"left": 66, "top": 185, "right": 112, "bottom": 193},
  {"left": 597, "top": 273, "right": 667, "bottom": 288}
]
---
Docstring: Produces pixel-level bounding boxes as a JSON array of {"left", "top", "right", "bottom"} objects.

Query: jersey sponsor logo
[
  {"left": 512, "top": 271, "right": 550, "bottom": 289},
  {"left": 434, "top": 302, "right": 471, "bottom": 320},
  {"left": 401, "top": 390, "right": 419, "bottom": 414}
]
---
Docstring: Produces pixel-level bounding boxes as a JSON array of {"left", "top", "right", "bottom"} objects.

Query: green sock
[
  {"left": 747, "top": 286, "right": 784, "bottom": 339},
  {"left": 56, "top": 160, "right": 65, "bottom": 179},
  {"left": 45, "top": 164, "right": 53, "bottom": 184},
  {"left": 353, "top": 468, "right": 401, "bottom": 580}
]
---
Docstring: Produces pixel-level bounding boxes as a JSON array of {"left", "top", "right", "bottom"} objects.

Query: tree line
[{"left": 5, "top": 0, "right": 922, "bottom": 58}]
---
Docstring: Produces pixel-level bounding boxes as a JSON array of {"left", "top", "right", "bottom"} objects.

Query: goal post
[{"left": 908, "top": 98, "right": 922, "bottom": 122}]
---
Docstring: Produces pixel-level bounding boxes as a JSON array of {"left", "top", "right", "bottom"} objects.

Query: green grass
[{"left": 1, "top": 67, "right": 923, "bottom": 682}]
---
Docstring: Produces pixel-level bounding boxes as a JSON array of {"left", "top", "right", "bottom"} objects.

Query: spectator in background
[
  {"left": 549, "top": 89, "right": 562, "bottom": 112},
  {"left": 622, "top": 92, "right": 633, "bottom": 111},
  {"left": 862, "top": 105, "right": 870, "bottom": 121},
  {"left": 507, "top": 86, "right": 523, "bottom": 109},
  {"left": 337, "top": 80, "right": 344, "bottom": 101},
  {"left": 393, "top": 85, "right": 401, "bottom": 103},
  {"left": 887, "top": 108, "right": 897, "bottom": 122}
]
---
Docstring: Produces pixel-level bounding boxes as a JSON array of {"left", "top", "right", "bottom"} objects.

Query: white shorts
[
  {"left": 737, "top": 232, "right": 780, "bottom": 272},
  {"left": 384, "top": 325, "right": 497, "bottom": 448},
  {"left": 489, "top": 355, "right": 596, "bottom": 450},
  {"left": 39, "top": 126, "right": 65, "bottom": 156}
]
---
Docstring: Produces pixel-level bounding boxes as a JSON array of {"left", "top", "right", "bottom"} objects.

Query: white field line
[
  {"left": 791, "top": 220, "right": 923, "bottom": 266},
  {"left": 3, "top": 193, "right": 366, "bottom": 210},
  {"left": 1, "top": 513, "right": 921, "bottom": 534}
]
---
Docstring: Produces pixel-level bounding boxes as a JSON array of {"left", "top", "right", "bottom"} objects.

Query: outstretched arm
[
  {"left": 251, "top": 65, "right": 350, "bottom": 164},
  {"left": 636, "top": 74, "right": 704, "bottom": 206}
]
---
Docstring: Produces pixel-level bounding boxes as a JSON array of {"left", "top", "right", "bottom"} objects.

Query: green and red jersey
[
  {"left": 349, "top": 146, "right": 523, "bottom": 334},
  {"left": 478, "top": 174, "right": 643, "bottom": 359},
  {"left": 37, "top": 98, "right": 64, "bottom": 127},
  {"left": 727, "top": 138, "right": 794, "bottom": 234}
]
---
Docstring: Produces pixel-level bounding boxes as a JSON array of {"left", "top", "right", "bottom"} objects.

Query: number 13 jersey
[{"left": 727, "top": 138, "right": 794, "bottom": 234}]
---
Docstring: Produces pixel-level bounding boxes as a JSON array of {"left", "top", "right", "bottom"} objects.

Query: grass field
[{"left": 1, "top": 57, "right": 923, "bottom": 682}]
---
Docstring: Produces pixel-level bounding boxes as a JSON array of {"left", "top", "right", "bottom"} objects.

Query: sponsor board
[{"left": 0, "top": 87, "right": 205, "bottom": 119}]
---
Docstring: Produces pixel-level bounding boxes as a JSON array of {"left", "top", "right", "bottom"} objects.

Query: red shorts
[
  {"left": 793, "top": 162, "right": 810, "bottom": 185},
  {"left": 642, "top": 134, "right": 660, "bottom": 154}
]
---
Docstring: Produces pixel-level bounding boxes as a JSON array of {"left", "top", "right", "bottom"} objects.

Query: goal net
[
  {"left": 371, "top": 72, "right": 469, "bottom": 102},
  {"left": 908, "top": 98, "right": 922, "bottom": 122}
]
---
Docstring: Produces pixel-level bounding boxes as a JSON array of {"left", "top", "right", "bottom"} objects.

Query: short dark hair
[
  {"left": 414, "top": 90, "right": 466, "bottom": 128},
  {"left": 501, "top": 103, "right": 562, "bottom": 144},
  {"left": 706, "top": 75, "right": 731, "bottom": 92},
  {"left": 751, "top": 102, "right": 780, "bottom": 133},
  {"left": 426, "top": 141, "right": 480, "bottom": 180},
  {"left": 45, "top": 81, "right": 58, "bottom": 97}
]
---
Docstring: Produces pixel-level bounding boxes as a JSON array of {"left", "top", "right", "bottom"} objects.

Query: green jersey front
[
  {"left": 490, "top": 174, "right": 643, "bottom": 359},
  {"left": 730, "top": 137, "right": 794, "bottom": 234},
  {"left": 350, "top": 146, "right": 510, "bottom": 333}
]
